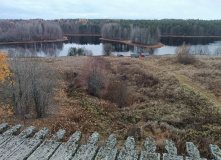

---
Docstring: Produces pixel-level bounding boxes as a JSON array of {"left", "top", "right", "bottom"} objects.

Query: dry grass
[{"left": 1, "top": 55, "right": 221, "bottom": 158}]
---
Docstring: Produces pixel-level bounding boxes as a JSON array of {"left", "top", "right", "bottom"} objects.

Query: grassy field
[{"left": 1, "top": 55, "right": 221, "bottom": 157}]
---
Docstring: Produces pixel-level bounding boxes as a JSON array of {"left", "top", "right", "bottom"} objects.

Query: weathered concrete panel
[
  {"left": 163, "top": 140, "right": 183, "bottom": 160},
  {"left": 50, "top": 131, "right": 81, "bottom": 160},
  {"left": 210, "top": 144, "right": 221, "bottom": 160},
  {"left": 6, "top": 128, "right": 49, "bottom": 160},
  {"left": 0, "top": 123, "right": 8, "bottom": 133},
  {"left": 140, "top": 137, "right": 160, "bottom": 160},
  {"left": 0, "top": 123, "right": 220, "bottom": 160},
  {"left": 186, "top": 142, "right": 207, "bottom": 160},
  {"left": 0, "top": 124, "right": 22, "bottom": 147},
  {"left": 95, "top": 134, "right": 118, "bottom": 160},
  {"left": 27, "top": 129, "right": 65, "bottom": 160},
  {"left": 0, "top": 126, "right": 36, "bottom": 159},
  {"left": 118, "top": 136, "right": 139, "bottom": 160},
  {"left": 73, "top": 132, "right": 99, "bottom": 160}
]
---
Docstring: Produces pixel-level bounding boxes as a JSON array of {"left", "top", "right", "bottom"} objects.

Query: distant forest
[
  {"left": 1, "top": 19, "right": 221, "bottom": 45},
  {"left": 0, "top": 19, "right": 62, "bottom": 42}
]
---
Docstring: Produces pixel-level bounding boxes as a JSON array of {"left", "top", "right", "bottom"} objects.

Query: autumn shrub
[
  {"left": 79, "top": 57, "right": 108, "bottom": 97},
  {"left": 0, "top": 51, "right": 10, "bottom": 84},
  {"left": 65, "top": 70, "right": 78, "bottom": 83},
  {"left": 176, "top": 43, "right": 196, "bottom": 65},
  {"left": 2, "top": 58, "right": 59, "bottom": 119},
  {"left": 64, "top": 70, "right": 80, "bottom": 97},
  {"left": 105, "top": 76, "right": 130, "bottom": 108},
  {"left": 136, "top": 72, "right": 159, "bottom": 87},
  {"left": 0, "top": 51, "right": 13, "bottom": 116}
]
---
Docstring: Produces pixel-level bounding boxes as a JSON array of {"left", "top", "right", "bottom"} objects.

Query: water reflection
[
  {"left": 161, "top": 37, "right": 221, "bottom": 46},
  {"left": 0, "top": 36, "right": 220, "bottom": 57},
  {"left": 103, "top": 41, "right": 132, "bottom": 52},
  {"left": 66, "top": 36, "right": 101, "bottom": 45},
  {"left": 0, "top": 42, "right": 63, "bottom": 57},
  {"left": 104, "top": 41, "right": 156, "bottom": 55}
]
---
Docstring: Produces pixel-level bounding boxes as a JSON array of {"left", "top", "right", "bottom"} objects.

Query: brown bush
[
  {"left": 136, "top": 73, "right": 159, "bottom": 87},
  {"left": 105, "top": 76, "right": 130, "bottom": 108},
  {"left": 176, "top": 43, "right": 196, "bottom": 65},
  {"left": 78, "top": 57, "right": 109, "bottom": 97},
  {"left": 64, "top": 71, "right": 78, "bottom": 82}
]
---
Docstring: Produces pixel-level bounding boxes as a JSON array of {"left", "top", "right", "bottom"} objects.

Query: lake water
[{"left": 0, "top": 36, "right": 221, "bottom": 57}]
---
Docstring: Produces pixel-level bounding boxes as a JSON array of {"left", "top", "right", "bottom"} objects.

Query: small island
[
  {"left": 100, "top": 23, "right": 163, "bottom": 48},
  {"left": 100, "top": 37, "right": 164, "bottom": 48}
]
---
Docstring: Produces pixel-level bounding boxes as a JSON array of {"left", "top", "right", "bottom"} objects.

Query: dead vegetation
[{"left": 0, "top": 55, "right": 221, "bottom": 158}]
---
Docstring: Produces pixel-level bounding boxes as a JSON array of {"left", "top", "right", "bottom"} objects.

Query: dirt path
[{"left": 136, "top": 59, "right": 221, "bottom": 108}]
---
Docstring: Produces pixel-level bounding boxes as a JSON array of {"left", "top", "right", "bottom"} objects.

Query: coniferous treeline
[
  {"left": 0, "top": 19, "right": 62, "bottom": 42},
  {"left": 1, "top": 19, "right": 221, "bottom": 43},
  {"left": 158, "top": 19, "right": 221, "bottom": 36},
  {"left": 115, "top": 19, "right": 221, "bottom": 36},
  {"left": 57, "top": 19, "right": 221, "bottom": 45},
  {"left": 56, "top": 19, "right": 102, "bottom": 34}
]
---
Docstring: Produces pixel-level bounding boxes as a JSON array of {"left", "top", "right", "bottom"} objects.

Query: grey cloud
[{"left": 0, "top": 0, "right": 220, "bottom": 19}]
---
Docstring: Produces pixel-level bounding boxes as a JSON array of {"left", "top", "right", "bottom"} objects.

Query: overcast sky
[{"left": 0, "top": 0, "right": 220, "bottom": 20}]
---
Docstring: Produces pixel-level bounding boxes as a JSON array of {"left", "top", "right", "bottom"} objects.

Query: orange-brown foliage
[{"left": 0, "top": 51, "right": 10, "bottom": 83}]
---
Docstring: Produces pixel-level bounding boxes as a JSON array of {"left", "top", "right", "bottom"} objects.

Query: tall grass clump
[{"left": 176, "top": 43, "right": 196, "bottom": 65}]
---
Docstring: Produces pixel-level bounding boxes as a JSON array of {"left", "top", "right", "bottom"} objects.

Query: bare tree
[
  {"left": 101, "top": 23, "right": 131, "bottom": 40},
  {"left": 3, "top": 57, "right": 59, "bottom": 119}
]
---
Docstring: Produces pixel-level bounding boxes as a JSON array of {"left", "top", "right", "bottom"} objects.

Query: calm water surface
[{"left": 0, "top": 36, "right": 221, "bottom": 57}]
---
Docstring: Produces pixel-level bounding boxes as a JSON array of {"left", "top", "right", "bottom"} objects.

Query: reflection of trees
[
  {"left": 66, "top": 36, "right": 101, "bottom": 45},
  {"left": 190, "top": 45, "right": 211, "bottom": 55},
  {"left": 214, "top": 47, "right": 221, "bottom": 55},
  {"left": 161, "top": 37, "right": 221, "bottom": 46},
  {"left": 173, "top": 44, "right": 211, "bottom": 55},
  {"left": 106, "top": 42, "right": 131, "bottom": 52},
  {"left": 0, "top": 42, "right": 63, "bottom": 57},
  {"left": 102, "top": 41, "right": 155, "bottom": 54}
]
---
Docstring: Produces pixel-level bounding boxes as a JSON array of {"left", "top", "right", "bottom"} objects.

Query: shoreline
[
  {"left": 161, "top": 35, "right": 221, "bottom": 38},
  {"left": 100, "top": 38, "right": 164, "bottom": 48},
  {"left": 64, "top": 34, "right": 221, "bottom": 38},
  {"left": 1, "top": 34, "right": 221, "bottom": 46},
  {"left": 64, "top": 34, "right": 101, "bottom": 36},
  {"left": 0, "top": 36, "right": 68, "bottom": 45}
]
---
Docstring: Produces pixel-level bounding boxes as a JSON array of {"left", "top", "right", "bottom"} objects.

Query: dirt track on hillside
[{"left": 136, "top": 58, "right": 221, "bottom": 108}]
